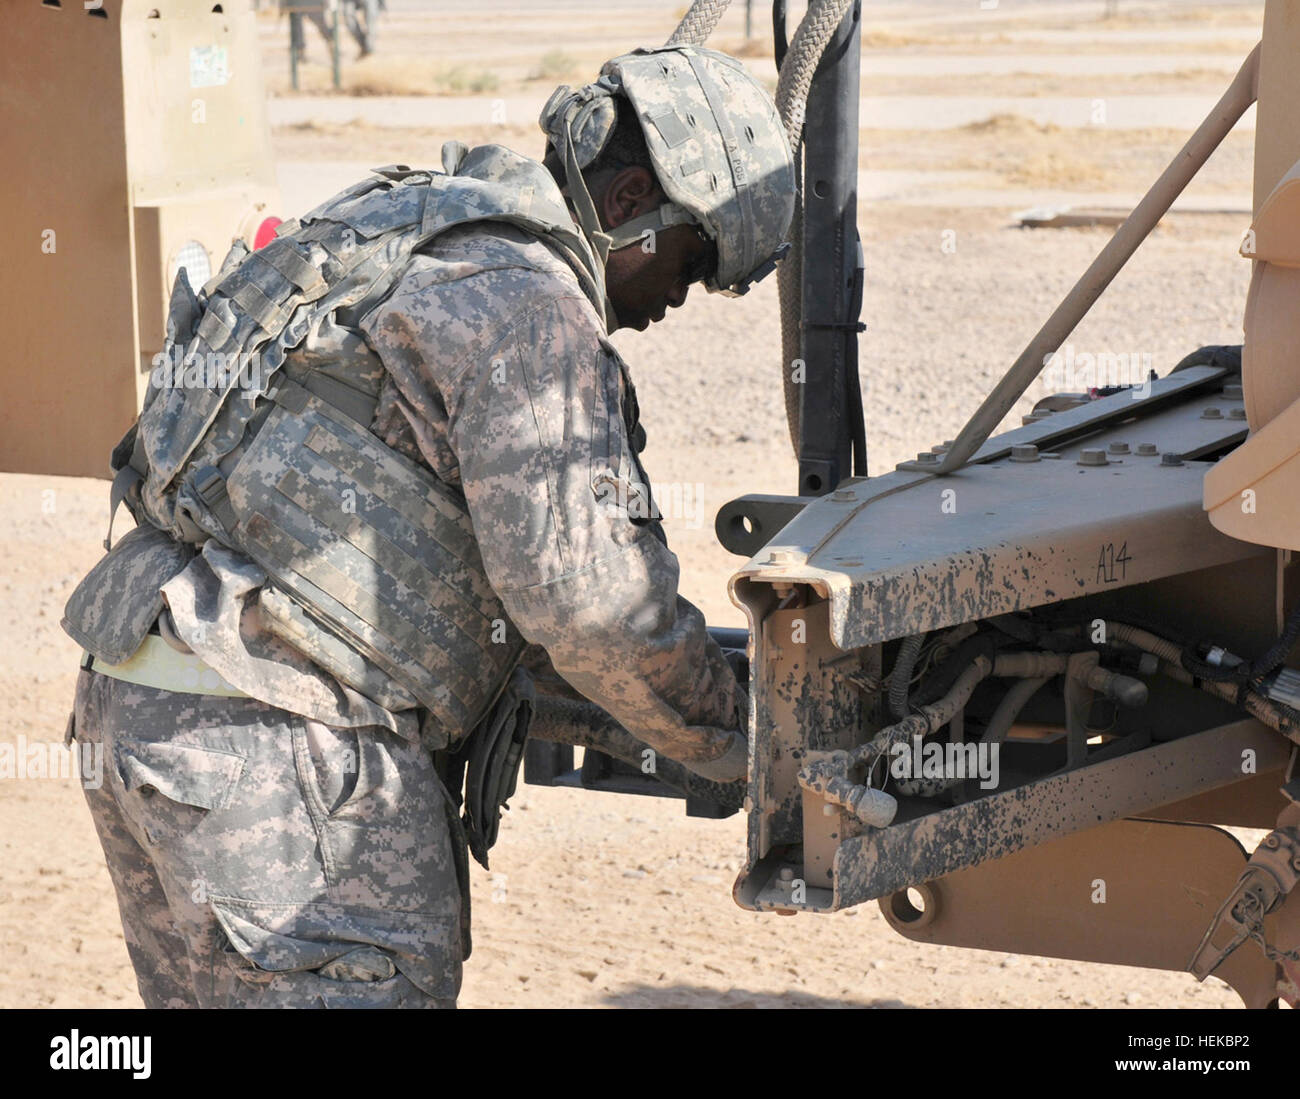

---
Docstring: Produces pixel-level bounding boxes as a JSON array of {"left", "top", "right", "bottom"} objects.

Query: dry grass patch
[
  {"left": 270, "top": 56, "right": 502, "bottom": 97},
  {"left": 859, "top": 67, "right": 1239, "bottom": 98},
  {"left": 859, "top": 114, "right": 1254, "bottom": 193},
  {"left": 273, "top": 118, "right": 538, "bottom": 164},
  {"left": 718, "top": 36, "right": 776, "bottom": 60},
  {"left": 1097, "top": 3, "right": 1263, "bottom": 28},
  {"left": 528, "top": 50, "right": 580, "bottom": 82}
]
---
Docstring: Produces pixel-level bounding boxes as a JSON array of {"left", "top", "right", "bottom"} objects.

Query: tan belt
[{"left": 84, "top": 634, "right": 250, "bottom": 698}]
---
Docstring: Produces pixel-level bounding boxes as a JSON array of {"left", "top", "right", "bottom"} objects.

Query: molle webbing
[
  {"left": 209, "top": 376, "right": 525, "bottom": 737},
  {"left": 126, "top": 153, "right": 594, "bottom": 736}
]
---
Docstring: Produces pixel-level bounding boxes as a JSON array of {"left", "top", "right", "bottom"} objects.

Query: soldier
[
  {"left": 286, "top": 1, "right": 331, "bottom": 65},
  {"left": 288, "top": 1, "right": 382, "bottom": 63},
  {"left": 62, "top": 45, "right": 795, "bottom": 1008}
]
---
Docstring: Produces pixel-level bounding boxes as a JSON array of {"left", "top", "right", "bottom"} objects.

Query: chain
[{"left": 1236, "top": 890, "right": 1300, "bottom": 964}]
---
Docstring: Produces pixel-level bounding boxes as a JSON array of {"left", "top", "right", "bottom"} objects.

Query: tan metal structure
[
  {"left": 1, "top": 0, "right": 279, "bottom": 478},
  {"left": 1206, "top": 2, "right": 1300, "bottom": 551}
]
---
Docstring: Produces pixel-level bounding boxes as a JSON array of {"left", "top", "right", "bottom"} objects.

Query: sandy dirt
[{"left": 0, "top": 0, "right": 1277, "bottom": 1009}]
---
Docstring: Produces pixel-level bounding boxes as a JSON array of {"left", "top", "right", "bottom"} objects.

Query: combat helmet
[{"left": 540, "top": 44, "right": 796, "bottom": 297}]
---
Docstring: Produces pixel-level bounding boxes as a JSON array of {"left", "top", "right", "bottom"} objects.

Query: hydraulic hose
[
  {"left": 1105, "top": 620, "right": 1300, "bottom": 742},
  {"left": 982, "top": 676, "right": 1050, "bottom": 746}
]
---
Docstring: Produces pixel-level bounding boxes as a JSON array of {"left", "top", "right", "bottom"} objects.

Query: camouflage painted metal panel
[
  {"left": 747, "top": 597, "right": 868, "bottom": 878},
  {"left": 731, "top": 370, "right": 1266, "bottom": 652},
  {"left": 735, "top": 718, "right": 1288, "bottom": 914}
]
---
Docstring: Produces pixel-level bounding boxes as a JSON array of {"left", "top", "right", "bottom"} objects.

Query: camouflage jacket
[{"left": 150, "top": 165, "right": 744, "bottom": 767}]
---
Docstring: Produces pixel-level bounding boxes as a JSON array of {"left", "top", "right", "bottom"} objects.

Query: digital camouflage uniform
[{"left": 65, "top": 44, "right": 793, "bottom": 1009}]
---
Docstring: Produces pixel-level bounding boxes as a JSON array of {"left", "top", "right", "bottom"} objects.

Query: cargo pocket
[
  {"left": 114, "top": 738, "right": 247, "bottom": 847},
  {"left": 117, "top": 739, "right": 246, "bottom": 810},
  {"left": 211, "top": 898, "right": 459, "bottom": 1008}
]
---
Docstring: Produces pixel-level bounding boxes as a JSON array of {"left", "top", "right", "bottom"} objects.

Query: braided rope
[{"left": 665, "top": 0, "right": 733, "bottom": 47}]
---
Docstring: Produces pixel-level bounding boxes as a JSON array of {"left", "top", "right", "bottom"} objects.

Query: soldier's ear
[{"left": 600, "top": 167, "right": 662, "bottom": 230}]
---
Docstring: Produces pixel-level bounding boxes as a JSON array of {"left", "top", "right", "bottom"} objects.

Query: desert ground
[{"left": 0, "top": 0, "right": 1279, "bottom": 1008}]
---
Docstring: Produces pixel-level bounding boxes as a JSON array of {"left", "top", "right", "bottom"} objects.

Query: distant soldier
[
  {"left": 64, "top": 46, "right": 794, "bottom": 1008},
  {"left": 285, "top": 0, "right": 330, "bottom": 64},
  {"left": 345, "top": 0, "right": 382, "bottom": 58},
  {"left": 287, "top": 0, "right": 381, "bottom": 63}
]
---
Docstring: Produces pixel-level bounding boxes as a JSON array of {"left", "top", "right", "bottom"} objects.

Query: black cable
[
  {"left": 1250, "top": 597, "right": 1300, "bottom": 680},
  {"left": 1180, "top": 643, "right": 1252, "bottom": 684},
  {"left": 773, "top": 0, "right": 789, "bottom": 70},
  {"left": 911, "top": 631, "right": 1003, "bottom": 708}
]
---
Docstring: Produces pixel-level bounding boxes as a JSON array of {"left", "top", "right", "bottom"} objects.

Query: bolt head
[
  {"left": 1229, "top": 407, "right": 1247, "bottom": 420},
  {"left": 1010, "top": 444, "right": 1039, "bottom": 462},
  {"left": 1107, "top": 441, "right": 1130, "bottom": 454},
  {"left": 1136, "top": 443, "right": 1159, "bottom": 456},
  {"left": 1201, "top": 407, "right": 1223, "bottom": 419},
  {"left": 1161, "top": 453, "right": 1184, "bottom": 467},
  {"left": 778, "top": 867, "right": 794, "bottom": 882},
  {"left": 1078, "top": 448, "right": 1108, "bottom": 467}
]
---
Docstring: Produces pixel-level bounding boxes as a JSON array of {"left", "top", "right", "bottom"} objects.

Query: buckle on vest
[
  {"left": 194, "top": 465, "right": 227, "bottom": 506},
  {"left": 188, "top": 465, "right": 238, "bottom": 538}
]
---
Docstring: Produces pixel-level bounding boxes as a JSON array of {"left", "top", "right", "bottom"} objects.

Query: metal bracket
[{"left": 715, "top": 494, "right": 815, "bottom": 557}]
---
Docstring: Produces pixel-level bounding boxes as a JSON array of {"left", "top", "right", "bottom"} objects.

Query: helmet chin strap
[
  {"left": 605, "top": 202, "right": 699, "bottom": 251},
  {"left": 560, "top": 115, "right": 623, "bottom": 332},
  {"left": 558, "top": 112, "right": 704, "bottom": 330}
]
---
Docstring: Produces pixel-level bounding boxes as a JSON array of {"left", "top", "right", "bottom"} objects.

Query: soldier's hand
[
  {"left": 721, "top": 645, "right": 749, "bottom": 687},
  {"left": 682, "top": 729, "right": 749, "bottom": 784}
]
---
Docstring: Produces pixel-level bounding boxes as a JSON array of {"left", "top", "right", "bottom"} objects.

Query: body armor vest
[{"left": 115, "top": 143, "right": 608, "bottom": 743}]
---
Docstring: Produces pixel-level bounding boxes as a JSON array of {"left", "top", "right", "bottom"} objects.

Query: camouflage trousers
[{"left": 72, "top": 667, "right": 469, "bottom": 1008}]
